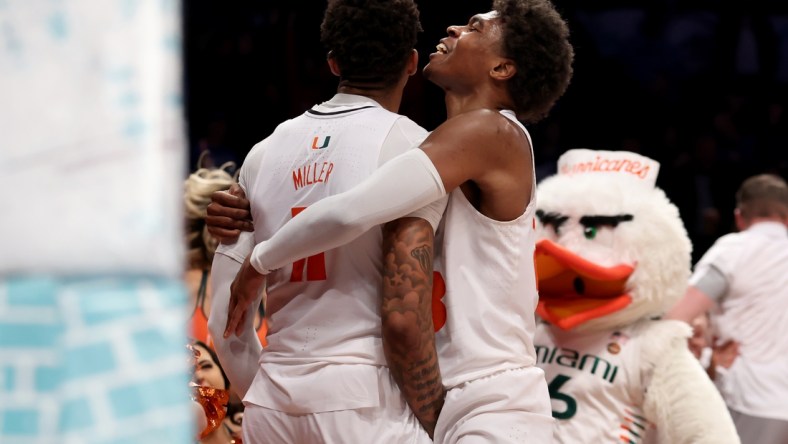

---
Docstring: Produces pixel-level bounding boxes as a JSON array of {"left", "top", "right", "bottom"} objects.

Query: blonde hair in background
[{"left": 184, "top": 156, "right": 237, "bottom": 270}]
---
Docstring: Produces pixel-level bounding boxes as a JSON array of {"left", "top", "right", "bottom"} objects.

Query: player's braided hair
[
  {"left": 321, "top": 0, "right": 422, "bottom": 86},
  {"left": 493, "top": 0, "right": 574, "bottom": 123}
]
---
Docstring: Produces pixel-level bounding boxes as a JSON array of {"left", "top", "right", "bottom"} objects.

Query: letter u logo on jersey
[{"left": 311, "top": 135, "right": 331, "bottom": 150}]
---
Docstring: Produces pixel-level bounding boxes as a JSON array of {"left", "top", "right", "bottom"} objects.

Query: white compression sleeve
[
  {"left": 208, "top": 234, "right": 263, "bottom": 398},
  {"left": 250, "top": 149, "right": 446, "bottom": 274}
]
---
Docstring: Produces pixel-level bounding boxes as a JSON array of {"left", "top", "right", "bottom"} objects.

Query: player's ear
[
  {"left": 490, "top": 58, "right": 516, "bottom": 81},
  {"left": 327, "top": 51, "right": 341, "bottom": 77},
  {"left": 406, "top": 49, "right": 418, "bottom": 76},
  {"left": 734, "top": 208, "right": 747, "bottom": 231}
]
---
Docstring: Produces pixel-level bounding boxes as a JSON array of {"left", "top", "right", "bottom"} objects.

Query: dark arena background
[{"left": 184, "top": 0, "right": 788, "bottom": 261}]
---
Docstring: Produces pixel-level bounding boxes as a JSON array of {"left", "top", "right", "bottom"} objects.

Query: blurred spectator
[
  {"left": 184, "top": 158, "right": 268, "bottom": 346},
  {"left": 688, "top": 313, "right": 740, "bottom": 382},
  {"left": 190, "top": 341, "right": 236, "bottom": 444},
  {"left": 688, "top": 312, "right": 711, "bottom": 361},
  {"left": 668, "top": 174, "right": 788, "bottom": 443}
]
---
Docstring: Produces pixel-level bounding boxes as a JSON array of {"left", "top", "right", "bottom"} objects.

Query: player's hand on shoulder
[{"left": 206, "top": 183, "right": 253, "bottom": 242}]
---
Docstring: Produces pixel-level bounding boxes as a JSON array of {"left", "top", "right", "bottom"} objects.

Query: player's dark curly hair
[
  {"left": 321, "top": 0, "right": 422, "bottom": 86},
  {"left": 493, "top": 0, "right": 574, "bottom": 123}
]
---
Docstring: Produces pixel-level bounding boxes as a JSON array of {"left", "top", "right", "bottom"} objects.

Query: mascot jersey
[
  {"left": 433, "top": 109, "right": 542, "bottom": 388},
  {"left": 535, "top": 321, "right": 688, "bottom": 443}
]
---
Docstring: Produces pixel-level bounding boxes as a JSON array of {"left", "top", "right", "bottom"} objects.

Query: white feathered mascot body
[{"left": 533, "top": 149, "right": 739, "bottom": 443}]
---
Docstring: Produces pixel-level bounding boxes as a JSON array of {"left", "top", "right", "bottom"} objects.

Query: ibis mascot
[{"left": 533, "top": 149, "right": 739, "bottom": 443}]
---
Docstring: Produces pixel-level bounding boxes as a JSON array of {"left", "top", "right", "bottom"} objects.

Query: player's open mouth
[
  {"left": 435, "top": 42, "right": 448, "bottom": 54},
  {"left": 534, "top": 239, "right": 634, "bottom": 330}
]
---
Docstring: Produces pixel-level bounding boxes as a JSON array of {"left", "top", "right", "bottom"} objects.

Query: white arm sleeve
[
  {"left": 404, "top": 195, "right": 448, "bottom": 232},
  {"left": 250, "top": 148, "right": 446, "bottom": 274},
  {"left": 208, "top": 232, "right": 262, "bottom": 398},
  {"left": 379, "top": 118, "right": 447, "bottom": 231}
]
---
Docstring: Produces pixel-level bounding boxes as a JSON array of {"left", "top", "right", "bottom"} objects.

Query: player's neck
[
  {"left": 336, "top": 83, "right": 403, "bottom": 113},
  {"left": 740, "top": 217, "right": 788, "bottom": 230},
  {"left": 443, "top": 86, "right": 513, "bottom": 119}
]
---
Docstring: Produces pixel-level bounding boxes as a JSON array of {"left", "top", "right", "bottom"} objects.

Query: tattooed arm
[{"left": 381, "top": 217, "right": 445, "bottom": 438}]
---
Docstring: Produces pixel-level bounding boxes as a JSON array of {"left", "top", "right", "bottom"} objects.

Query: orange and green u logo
[{"left": 311, "top": 135, "right": 331, "bottom": 150}]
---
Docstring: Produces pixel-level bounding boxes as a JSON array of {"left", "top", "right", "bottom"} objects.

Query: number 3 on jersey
[{"left": 289, "top": 207, "right": 327, "bottom": 281}]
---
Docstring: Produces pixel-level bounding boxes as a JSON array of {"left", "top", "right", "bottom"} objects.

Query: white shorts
[
  {"left": 435, "top": 367, "right": 555, "bottom": 444},
  {"left": 242, "top": 367, "right": 431, "bottom": 444}
]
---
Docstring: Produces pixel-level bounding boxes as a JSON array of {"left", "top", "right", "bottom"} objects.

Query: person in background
[
  {"left": 191, "top": 340, "right": 237, "bottom": 444},
  {"left": 667, "top": 173, "right": 788, "bottom": 444},
  {"left": 184, "top": 160, "right": 267, "bottom": 347},
  {"left": 688, "top": 313, "right": 711, "bottom": 361},
  {"left": 222, "top": 401, "right": 245, "bottom": 444},
  {"left": 688, "top": 312, "right": 740, "bottom": 381}
]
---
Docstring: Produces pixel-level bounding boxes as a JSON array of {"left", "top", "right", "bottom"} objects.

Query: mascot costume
[{"left": 533, "top": 149, "right": 739, "bottom": 443}]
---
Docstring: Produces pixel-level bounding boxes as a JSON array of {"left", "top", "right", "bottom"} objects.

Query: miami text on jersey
[
  {"left": 293, "top": 161, "right": 334, "bottom": 191},
  {"left": 536, "top": 345, "right": 619, "bottom": 383}
]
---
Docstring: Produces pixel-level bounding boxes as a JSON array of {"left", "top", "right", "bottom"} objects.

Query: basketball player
[
  {"left": 205, "top": 1, "right": 447, "bottom": 442},
  {"left": 221, "top": 1, "right": 574, "bottom": 442}
]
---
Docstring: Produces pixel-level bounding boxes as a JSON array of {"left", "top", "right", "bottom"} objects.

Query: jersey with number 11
[{"left": 238, "top": 96, "right": 425, "bottom": 369}]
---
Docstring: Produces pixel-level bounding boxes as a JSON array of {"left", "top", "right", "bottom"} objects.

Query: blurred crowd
[{"left": 184, "top": 1, "right": 788, "bottom": 262}]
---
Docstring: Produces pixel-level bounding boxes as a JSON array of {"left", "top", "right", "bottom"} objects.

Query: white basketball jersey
[
  {"left": 239, "top": 95, "right": 426, "bottom": 412},
  {"left": 433, "top": 110, "right": 541, "bottom": 388},
  {"left": 534, "top": 322, "right": 662, "bottom": 443}
]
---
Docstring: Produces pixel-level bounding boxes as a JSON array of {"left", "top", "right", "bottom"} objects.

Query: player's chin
[
  {"left": 423, "top": 62, "right": 439, "bottom": 81},
  {"left": 425, "top": 52, "right": 446, "bottom": 67}
]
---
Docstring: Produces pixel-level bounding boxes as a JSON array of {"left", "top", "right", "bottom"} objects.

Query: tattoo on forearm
[
  {"left": 381, "top": 220, "right": 444, "bottom": 438},
  {"left": 411, "top": 245, "right": 431, "bottom": 275}
]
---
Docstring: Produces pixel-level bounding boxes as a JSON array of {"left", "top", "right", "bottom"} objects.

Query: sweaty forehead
[{"left": 471, "top": 11, "right": 500, "bottom": 23}]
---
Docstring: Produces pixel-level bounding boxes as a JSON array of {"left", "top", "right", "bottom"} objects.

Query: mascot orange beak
[{"left": 535, "top": 239, "right": 634, "bottom": 330}]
